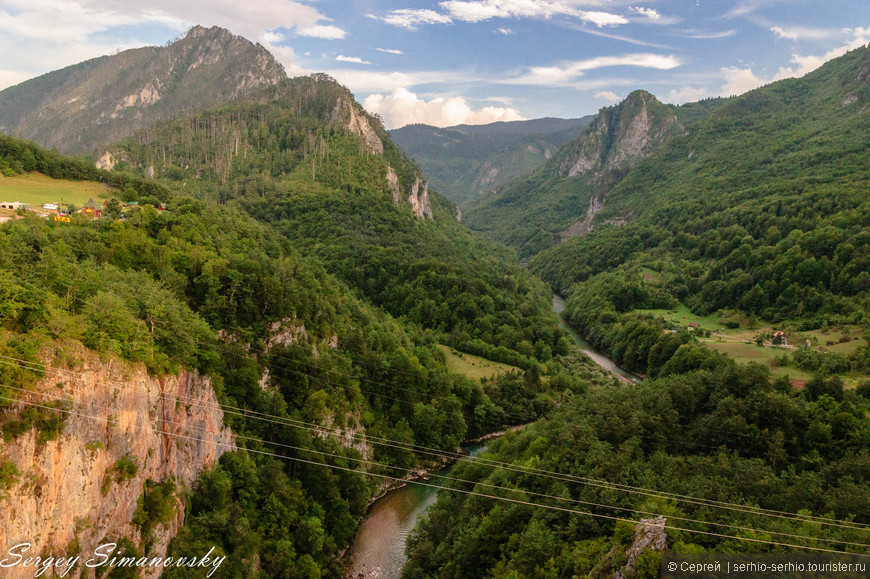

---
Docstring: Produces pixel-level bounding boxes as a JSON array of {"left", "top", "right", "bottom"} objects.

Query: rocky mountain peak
[
  {"left": 559, "top": 89, "right": 681, "bottom": 179},
  {"left": 0, "top": 26, "right": 286, "bottom": 154}
]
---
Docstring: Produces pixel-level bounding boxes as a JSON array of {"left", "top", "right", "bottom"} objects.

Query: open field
[
  {"left": 636, "top": 304, "right": 869, "bottom": 388},
  {"left": 635, "top": 304, "right": 724, "bottom": 332},
  {"left": 438, "top": 345, "right": 520, "bottom": 382},
  {"left": 0, "top": 172, "right": 111, "bottom": 207}
]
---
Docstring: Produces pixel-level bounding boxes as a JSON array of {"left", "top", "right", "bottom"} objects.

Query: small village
[{"left": 0, "top": 197, "right": 168, "bottom": 224}]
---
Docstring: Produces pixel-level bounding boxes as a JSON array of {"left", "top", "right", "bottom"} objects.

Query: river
[
  {"left": 552, "top": 293, "right": 639, "bottom": 383},
  {"left": 344, "top": 445, "right": 485, "bottom": 578},
  {"left": 345, "top": 294, "right": 637, "bottom": 578}
]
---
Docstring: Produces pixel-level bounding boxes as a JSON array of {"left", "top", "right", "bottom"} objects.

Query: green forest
[{"left": 1, "top": 36, "right": 869, "bottom": 579}]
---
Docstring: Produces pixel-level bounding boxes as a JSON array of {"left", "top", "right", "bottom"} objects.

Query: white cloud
[
  {"left": 439, "top": 1, "right": 628, "bottom": 27},
  {"left": 325, "top": 68, "right": 473, "bottom": 93},
  {"left": 769, "top": 25, "right": 842, "bottom": 42},
  {"left": 718, "top": 27, "right": 870, "bottom": 97},
  {"left": 297, "top": 25, "right": 347, "bottom": 39},
  {"left": 0, "top": 69, "right": 35, "bottom": 91},
  {"left": 336, "top": 55, "right": 372, "bottom": 65},
  {"left": 594, "top": 91, "right": 622, "bottom": 103},
  {"left": 376, "top": 48, "right": 404, "bottom": 55},
  {"left": 505, "top": 53, "right": 681, "bottom": 85},
  {"left": 363, "top": 87, "right": 525, "bottom": 129},
  {"left": 367, "top": 9, "right": 452, "bottom": 30},
  {"left": 0, "top": 0, "right": 340, "bottom": 87},
  {"left": 496, "top": 27, "right": 514, "bottom": 35},
  {"left": 580, "top": 11, "right": 629, "bottom": 27},
  {"left": 720, "top": 66, "right": 765, "bottom": 96},
  {"left": 629, "top": 6, "right": 678, "bottom": 25},
  {"left": 368, "top": 1, "right": 628, "bottom": 30},
  {"left": 261, "top": 30, "right": 285, "bottom": 44},
  {"left": 682, "top": 29, "right": 737, "bottom": 40},
  {"left": 263, "top": 42, "right": 308, "bottom": 76},
  {"left": 630, "top": 7, "right": 660, "bottom": 21},
  {"left": 666, "top": 86, "right": 710, "bottom": 104}
]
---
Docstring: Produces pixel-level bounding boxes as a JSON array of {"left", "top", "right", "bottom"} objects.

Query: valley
[{"left": 0, "top": 22, "right": 869, "bottom": 579}]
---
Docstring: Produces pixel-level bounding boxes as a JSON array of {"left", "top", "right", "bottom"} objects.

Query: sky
[{"left": 1, "top": 0, "right": 868, "bottom": 129}]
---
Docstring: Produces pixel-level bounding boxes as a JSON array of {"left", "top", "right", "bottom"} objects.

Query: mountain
[
  {"left": 0, "top": 30, "right": 586, "bottom": 576},
  {"left": 390, "top": 116, "right": 593, "bottom": 208},
  {"left": 529, "top": 44, "right": 870, "bottom": 381},
  {"left": 461, "top": 91, "right": 726, "bottom": 258},
  {"left": 0, "top": 26, "right": 285, "bottom": 155},
  {"left": 402, "top": 47, "right": 870, "bottom": 578}
]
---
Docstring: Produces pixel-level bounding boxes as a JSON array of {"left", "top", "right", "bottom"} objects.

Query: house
[
  {"left": 42, "top": 203, "right": 59, "bottom": 211},
  {"left": 81, "top": 199, "right": 103, "bottom": 218},
  {"left": 0, "top": 201, "right": 27, "bottom": 210},
  {"left": 642, "top": 273, "right": 652, "bottom": 280},
  {"left": 688, "top": 322, "right": 700, "bottom": 329}
]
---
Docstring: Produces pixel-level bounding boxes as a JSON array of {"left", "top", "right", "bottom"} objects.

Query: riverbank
[{"left": 552, "top": 293, "right": 642, "bottom": 383}]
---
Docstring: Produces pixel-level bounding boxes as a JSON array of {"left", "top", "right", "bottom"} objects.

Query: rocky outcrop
[
  {"left": 0, "top": 25, "right": 286, "bottom": 154},
  {"left": 613, "top": 516, "right": 668, "bottom": 579},
  {"left": 408, "top": 177, "right": 433, "bottom": 220},
  {"left": 95, "top": 151, "right": 117, "bottom": 171},
  {"left": 386, "top": 166, "right": 402, "bottom": 205},
  {"left": 0, "top": 347, "right": 234, "bottom": 578},
  {"left": 558, "top": 193, "right": 604, "bottom": 240},
  {"left": 330, "top": 95, "right": 384, "bottom": 156},
  {"left": 560, "top": 90, "right": 681, "bottom": 181},
  {"left": 556, "top": 91, "right": 681, "bottom": 240}
]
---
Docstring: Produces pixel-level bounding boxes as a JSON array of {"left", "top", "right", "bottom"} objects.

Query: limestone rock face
[
  {"left": 408, "top": 176, "right": 433, "bottom": 220},
  {"left": 0, "top": 349, "right": 234, "bottom": 578},
  {"left": 330, "top": 95, "right": 384, "bottom": 156},
  {"left": 560, "top": 90, "right": 681, "bottom": 180},
  {"left": 614, "top": 516, "right": 668, "bottom": 579}
]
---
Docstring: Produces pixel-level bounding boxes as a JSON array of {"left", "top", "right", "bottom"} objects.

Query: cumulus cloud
[
  {"left": 629, "top": 6, "right": 678, "bottom": 25},
  {"left": 594, "top": 91, "right": 622, "bottom": 103},
  {"left": 719, "top": 27, "right": 870, "bottom": 96},
  {"left": 666, "top": 86, "right": 711, "bottom": 104},
  {"left": 496, "top": 27, "right": 514, "bottom": 35},
  {"left": 366, "top": 9, "right": 453, "bottom": 30},
  {"left": 0, "top": 0, "right": 341, "bottom": 87},
  {"left": 630, "top": 7, "right": 661, "bottom": 21},
  {"left": 505, "top": 53, "right": 681, "bottom": 85},
  {"left": 297, "top": 25, "right": 347, "bottom": 39},
  {"left": 336, "top": 55, "right": 372, "bottom": 65},
  {"left": 376, "top": 48, "right": 404, "bottom": 55},
  {"left": 261, "top": 30, "right": 285, "bottom": 44},
  {"left": 720, "top": 66, "right": 765, "bottom": 96},
  {"left": 363, "top": 87, "right": 525, "bottom": 129}
]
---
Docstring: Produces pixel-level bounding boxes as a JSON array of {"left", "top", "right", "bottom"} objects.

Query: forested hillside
[
  {"left": 0, "top": 26, "right": 285, "bottom": 154},
  {"left": 528, "top": 45, "right": 870, "bottom": 387},
  {"left": 390, "top": 117, "right": 592, "bottom": 208},
  {"left": 462, "top": 92, "right": 727, "bottom": 259},
  {"left": 105, "top": 75, "right": 570, "bottom": 371},
  {"left": 0, "top": 132, "right": 588, "bottom": 575},
  {"left": 405, "top": 358, "right": 870, "bottom": 577}
]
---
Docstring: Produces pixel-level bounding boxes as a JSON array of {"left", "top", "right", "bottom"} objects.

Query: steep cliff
[
  {"left": 463, "top": 90, "right": 689, "bottom": 258},
  {"left": 0, "top": 346, "right": 234, "bottom": 578},
  {"left": 559, "top": 91, "right": 681, "bottom": 179},
  {"left": 0, "top": 26, "right": 285, "bottom": 154}
]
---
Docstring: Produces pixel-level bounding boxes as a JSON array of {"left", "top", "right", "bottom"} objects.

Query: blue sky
[{"left": 1, "top": 0, "right": 868, "bottom": 128}]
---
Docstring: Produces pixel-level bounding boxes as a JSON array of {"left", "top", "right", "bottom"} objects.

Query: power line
[
  {"left": 5, "top": 385, "right": 869, "bottom": 550},
  {"left": 2, "top": 355, "right": 869, "bottom": 532},
  {"left": 1, "top": 393, "right": 867, "bottom": 557}
]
